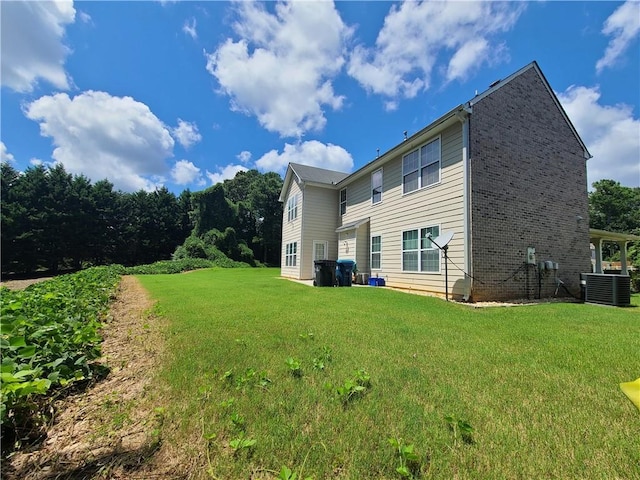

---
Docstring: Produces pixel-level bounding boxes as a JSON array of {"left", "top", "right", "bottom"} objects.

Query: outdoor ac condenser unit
[{"left": 584, "top": 274, "right": 631, "bottom": 307}]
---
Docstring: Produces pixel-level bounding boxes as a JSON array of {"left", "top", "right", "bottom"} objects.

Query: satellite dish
[
  {"left": 427, "top": 231, "right": 455, "bottom": 302},
  {"left": 431, "top": 231, "right": 454, "bottom": 248}
]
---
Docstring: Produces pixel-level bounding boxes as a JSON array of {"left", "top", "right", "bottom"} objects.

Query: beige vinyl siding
[
  {"left": 281, "top": 180, "right": 303, "bottom": 279},
  {"left": 340, "top": 123, "right": 466, "bottom": 297},
  {"left": 300, "top": 185, "right": 340, "bottom": 279}
]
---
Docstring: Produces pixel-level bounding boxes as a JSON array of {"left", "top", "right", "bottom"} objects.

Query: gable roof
[
  {"left": 278, "top": 60, "right": 591, "bottom": 202},
  {"left": 289, "top": 163, "right": 350, "bottom": 185},
  {"left": 278, "top": 162, "right": 350, "bottom": 202}
]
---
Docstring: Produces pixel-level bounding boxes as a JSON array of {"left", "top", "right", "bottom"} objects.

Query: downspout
[
  {"left": 300, "top": 182, "right": 305, "bottom": 280},
  {"left": 460, "top": 106, "right": 472, "bottom": 300}
]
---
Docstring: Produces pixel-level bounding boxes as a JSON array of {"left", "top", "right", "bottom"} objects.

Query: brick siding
[{"left": 469, "top": 67, "right": 591, "bottom": 301}]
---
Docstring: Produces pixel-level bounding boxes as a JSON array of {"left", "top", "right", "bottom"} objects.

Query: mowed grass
[{"left": 137, "top": 268, "right": 639, "bottom": 479}]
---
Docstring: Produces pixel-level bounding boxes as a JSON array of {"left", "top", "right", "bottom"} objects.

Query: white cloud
[
  {"left": 1, "top": 0, "right": 75, "bottom": 92},
  {"left": 1, "top": 142, "right": 16, "bottom": 163},
  {"left": 255, "top": 140, "right": 353, "bottom": 174},
  {"left": 183, "top": 17, "right": 197, "bottom": 40},
  {"left": 237, "top": 150, "right": 252, "bottom": 164},
  {"left": 78, "top": 10, "right": 92, "bottom": 24},
  {"left": 171, "top": 159, "right": 205, "bottom": 186},
  {"left": 206, "top": 164, "right": 248, "bottom": 185},
  {"left": 205, "top": 1, "right": 351, "bottom": 137},
  {"left": 25, "top": 90, "right": 175, "bottom": 192},
  {"left": 557, "top": 85, "right": 640, "bottom": 188},
  {"left": 596, "top": 1, "right": 640, "bottom": 73},
  {"left": 347, "top": 1, "right": 524, "bottom": 108},
  {"left": 172, "top": 119, "right": 202, "bottom": 149},
  {"left": 30, "top": 158, "right": 44, "bottom": 166}
]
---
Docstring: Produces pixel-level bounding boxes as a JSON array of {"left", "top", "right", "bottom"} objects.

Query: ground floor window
[
  {"left": 402, "top": 226, "right": 440, "bottom": 272},
  {"left": 371, "top": 235, "right": 381, "bottom": 269},
  {"left": 285, "top": 242, "right": 297, "bottom": 266}
]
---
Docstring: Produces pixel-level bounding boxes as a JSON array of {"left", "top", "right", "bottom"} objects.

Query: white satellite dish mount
[{"left": 427, "top": 231, "right": 454, "bottom": 301}]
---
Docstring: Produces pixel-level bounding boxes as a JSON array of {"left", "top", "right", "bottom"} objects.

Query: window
[
  {"left": 372, "top": 169, "right": 383, "bottom": 204},
  {"left": 313, "top": 241, "right": 327, "bottom": 261},
  {"left": 339, "top": 188, "right": 347, "bottom": 215},
  {"left": 402, "top": 226, "right": 440, "bottom": 272},
  {"left": 402, "top": 137, "right": 441, "bottom": 194},
  {"left": 285, "top": 242, "right": 297, "bottom": 266},
  {"left": 287, "top": 194, "right": 298, "bottom": 222},
  {"left": 371, "top": 235, "right": 381, "bottom": 269}
]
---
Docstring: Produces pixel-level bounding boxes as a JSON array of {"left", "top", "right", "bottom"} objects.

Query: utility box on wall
[{"left": 526, "top": 247, "right": 536, "bottom": 265}]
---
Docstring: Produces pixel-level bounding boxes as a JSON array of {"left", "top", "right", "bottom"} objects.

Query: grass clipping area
[{"left": 132, "top": 268, "right": 639, "bottom": 480}]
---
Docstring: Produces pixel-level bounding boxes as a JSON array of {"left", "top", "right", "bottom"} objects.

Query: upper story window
[
  {"left": 339, "top": 188, "right": 347, "bottom": 215},
  {"left": 287, "top": 194, "right": 298, "bottom": 222},
  {"left": 402, "top": 137, "right": 441, "bottom": 194},
  {"left": 372, "top": 169, "right": 383, "bottom": 204}
]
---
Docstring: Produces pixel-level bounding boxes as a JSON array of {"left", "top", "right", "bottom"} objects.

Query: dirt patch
[
  {"left": 2, "top": 276, "right": 188, "bottom": 480},
  {"left": 0, "top": 277, "right": 53, "bottom": 290}
]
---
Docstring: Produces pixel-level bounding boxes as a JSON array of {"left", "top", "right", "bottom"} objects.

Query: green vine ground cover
[
  {"left": 138, "top": 268, "right": 639, "bottom": 479},
  {"left": 0, "top": 266, "right": 121, "bottom": 447}
]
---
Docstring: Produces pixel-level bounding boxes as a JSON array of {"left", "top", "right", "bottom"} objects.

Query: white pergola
[{"left": 590, "top": 228, "right": 640, "bottom": 275}]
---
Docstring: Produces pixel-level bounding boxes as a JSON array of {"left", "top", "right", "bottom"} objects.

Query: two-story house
[{"left": 279, "top": 61, "right": 592, "bottom": 301}]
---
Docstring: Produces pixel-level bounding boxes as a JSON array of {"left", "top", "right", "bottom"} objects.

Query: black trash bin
[
  {"left": 336, "top": 259, "right": 356, "bottom": 287},
  {"left": 314, "top": 260, "right": 337, "bottom": 287}
]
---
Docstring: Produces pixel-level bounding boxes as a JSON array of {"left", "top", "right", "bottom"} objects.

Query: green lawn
[{"left": 137, "top": 268, "right": 639, "bottom": 479}]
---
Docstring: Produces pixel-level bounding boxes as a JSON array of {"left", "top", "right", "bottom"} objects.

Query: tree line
[{"left": 1, "top": 163, "right": 283, "bottom": 275}]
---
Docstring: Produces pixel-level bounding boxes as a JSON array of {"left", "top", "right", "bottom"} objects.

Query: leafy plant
[
  {"left": 312, "top": 346, "right": 332, "bottom": 371},
  {"left": 298, "top": 332, "right": 314, "bottom": 341},
  {"left": 229, "top": 433, "right": 256, "bottom": 455},
  {"left": 285, "top": 357, "right": 303, "bottom": 378},
  {"left": 230, "top": 412, "right": 245, "bottom": 430},
  {"left": 278, "top": 465, "right": 313, "bottom": 480},
  {"left": 219, "top": 397, "right": 235, "bottom": 409},
  {"left": 444, "top": 415, "right": 474, "bottom": 446},
  {"left": 388, "top": 437, "right": 423, "bottom": 478},
  {"left": 335, "top": 369, "right": 371, "bottom": 405}
]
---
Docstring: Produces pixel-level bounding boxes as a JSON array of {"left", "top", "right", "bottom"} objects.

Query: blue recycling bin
[{"left": 336, "top": 259, "right": 356, "bottom": 287}]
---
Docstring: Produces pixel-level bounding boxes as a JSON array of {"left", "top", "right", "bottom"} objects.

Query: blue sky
[{"left": 1, "top": 1, "right": 639, "bottom": 194}]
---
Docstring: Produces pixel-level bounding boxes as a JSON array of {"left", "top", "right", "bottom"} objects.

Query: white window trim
[
  {"left": 401, "top": 224, "right": 441, "bottom": 274},
  {"left": 401, "top": 135, "right": 442, "bottom": 195},
  {"left": 339, "top": 188, "right": 347, "bottom": 216},
  {"left": 371, "top": 168, "right": 383, "bottom": 205},
  {"left": 313, "top": 240, "right": 328, "bottom": 261},
  {"left": 371, "top": 234, "right": 382, "bottom": 270}
]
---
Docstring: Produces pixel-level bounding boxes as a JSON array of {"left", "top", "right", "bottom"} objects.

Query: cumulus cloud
[
  {"left": 1, "top": 0, "right": 75, "bottom": 92},
  {"left": 172, "top": 119, "right": 202, "bottom": 149},
  {"left": 347, "top": 1, "right": 524, "bottom": 109},
  {"left": 205, "top": 1, "right": 351, "bottom": 137},
  {"left": 206, "top": 164, "right": 248, "bottom": 185},
  {"left": 1, "top": 142, "right": 16, "bottom": 163},
  {"left": 171, "top": 159, "right": 205, "bottom": 186},
  {"left": 25, "top": 90, "right": 175, "bottom": 192},
  {"left": 596, "top": 1, "right": 640, "bottom": 73},
  {"left": 237, "top": 150, "right": 252, "bottom": 164},
  {"left": 557, "top": 85, "right": 640, "bottom": 188},
  {"left": 255, "top": 140, "right": 353, "bottom": 174},
  {"left": 183, "top": 17, "right": 197, "bottom": 40}
]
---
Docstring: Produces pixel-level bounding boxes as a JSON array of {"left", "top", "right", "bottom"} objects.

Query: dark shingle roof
[{"left": 289, "top": 163, "right": 349, "bottom": 185}]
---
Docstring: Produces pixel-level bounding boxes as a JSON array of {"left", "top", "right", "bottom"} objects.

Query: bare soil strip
[{"left": 3, "top": 276, "right": 187, "bottom": 479}]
